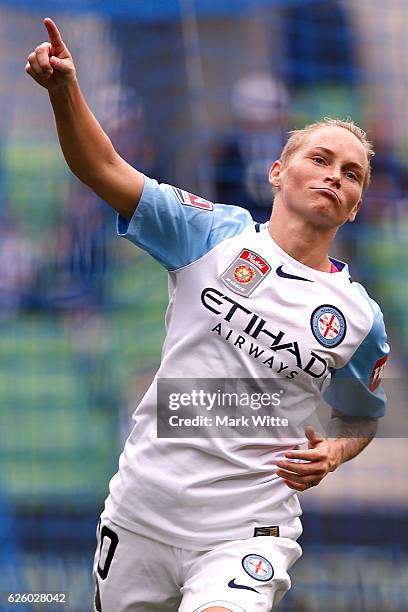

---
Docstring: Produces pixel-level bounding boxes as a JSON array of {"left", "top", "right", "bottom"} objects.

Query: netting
[{"left": 0, "top": 1, "right": 407, "bottom": 610}]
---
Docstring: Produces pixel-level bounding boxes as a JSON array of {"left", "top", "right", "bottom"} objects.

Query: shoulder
[
  {"left": 324, "top": 280, "right": 389, "bottom": 418},
  {"left": 346, "top": 280, "right": 389, "bottom": 374},
  {"left": 118, "top": 175, "right": 255, "bottom": 270},
  {"left": 349, "top": 280, "right": 385, "bottom": 332}
]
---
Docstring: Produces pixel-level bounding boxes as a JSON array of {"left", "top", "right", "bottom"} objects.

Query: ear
[
  {"left": 268, "top": 160, "right": 282, "bottom": 189},
  {"left": 347, "top": 199, "right": 362, "bottom": 223}
]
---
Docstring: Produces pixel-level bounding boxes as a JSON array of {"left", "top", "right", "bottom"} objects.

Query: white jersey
[{"left": 104, "top": 176, "right": 389, "bottom": 550}]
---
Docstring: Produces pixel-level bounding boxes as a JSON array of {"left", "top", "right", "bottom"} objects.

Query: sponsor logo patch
[
  {"left": 311, "top": 305, "right": 347, "bottom": 348},
  {"left": 221, "top": 249, "right": 271, "bottom": 297},
  {"left": 172, "top": 187, "right": 213, "bottom": 210},
  {"left": 254, "top": 526, "right": 280, "bottom": 537},
  {"left": 369, "top": 355, "right": 388, "bottom": 391},
  {"left": 242, "top": 554, "right": 274, "bottom": 582}
]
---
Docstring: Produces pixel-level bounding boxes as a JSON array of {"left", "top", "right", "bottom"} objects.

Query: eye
[
  {"left": 345, "top": 171, "right": 358, "bottom": 181},
  {"left": 312, "top": 156, "right": 326, "bottom": 165}
]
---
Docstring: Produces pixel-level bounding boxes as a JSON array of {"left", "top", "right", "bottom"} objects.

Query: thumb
[
  {"left": 305, "top": 425, "right": 325, "bottom": 447},
  {"left": 49, "top": 55, "right": 72, "bottom": 73}
]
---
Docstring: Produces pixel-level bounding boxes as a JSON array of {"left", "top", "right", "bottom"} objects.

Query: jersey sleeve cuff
[{"left": 117, "top": 173, "right": 152, "bottom": 238}]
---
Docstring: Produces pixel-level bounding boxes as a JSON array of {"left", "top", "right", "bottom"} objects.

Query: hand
[
  {"left": 25, "top": 18, "right": 76, "bottom": 90},
  {"left": 275, "top": 426, "right": 342, "bottom": 492}
]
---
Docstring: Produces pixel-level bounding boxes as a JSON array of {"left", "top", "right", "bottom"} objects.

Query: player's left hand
[{"left": 275, "top": 426, "right": 342, "bottom": 491}]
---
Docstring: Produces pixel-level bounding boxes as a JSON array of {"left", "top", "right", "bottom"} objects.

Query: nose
[{"left": 324, "top": 166, "right": 341, "bottom": 187}]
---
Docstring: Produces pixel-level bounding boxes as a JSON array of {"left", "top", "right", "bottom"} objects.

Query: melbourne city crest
[{"left": 311, "top": 304, "right": 347, "bottom": 348}]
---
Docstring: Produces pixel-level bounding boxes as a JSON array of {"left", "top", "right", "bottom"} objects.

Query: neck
[{"left": 268, "top": 203, "right": 336, "bottom": 272}]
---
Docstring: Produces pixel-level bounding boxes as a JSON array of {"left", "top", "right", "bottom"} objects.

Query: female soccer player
[{"left": 26, "top": 19, "right": 389, "bottom": 612}]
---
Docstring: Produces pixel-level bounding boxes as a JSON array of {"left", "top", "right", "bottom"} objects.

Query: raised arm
[{"left": 25, "top": 18, "right": 144, "bottom": 220}]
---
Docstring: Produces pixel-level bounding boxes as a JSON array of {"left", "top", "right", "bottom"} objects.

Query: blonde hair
[{"left": 280, "top": 117, "right": 374, "bottom": 191}]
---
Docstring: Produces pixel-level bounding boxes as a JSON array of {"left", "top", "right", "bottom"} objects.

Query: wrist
[
  {"left": 328, "top": 439, "right": 345, "bottom": 472},
  {"left": 48, "top": 77, "right": 81, "bottom": 117},
  {"left": 48, "top": 74, "right": 78, "bottom": 98}
]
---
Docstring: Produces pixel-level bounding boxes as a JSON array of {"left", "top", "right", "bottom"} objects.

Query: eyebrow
[{"left": 308, "top": 146, "right": 365, "bottom": 174}]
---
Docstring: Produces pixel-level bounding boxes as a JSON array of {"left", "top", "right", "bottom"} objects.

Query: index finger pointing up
[{"left": 44, "top": 17, "right": 64, "bottom": 51}]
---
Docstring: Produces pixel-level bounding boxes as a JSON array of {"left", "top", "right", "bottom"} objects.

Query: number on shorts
[{"left": 97, "top": 525, "right": 119, "bottom": 580}]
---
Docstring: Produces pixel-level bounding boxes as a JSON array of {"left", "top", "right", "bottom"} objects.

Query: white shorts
[{"left": 93, "top": 516, "right": 302, "bottom": 612}]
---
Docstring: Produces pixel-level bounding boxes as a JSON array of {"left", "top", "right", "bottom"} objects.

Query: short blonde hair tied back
[{"left": 280, "top": 117, "right": 374, "bottom": 191}]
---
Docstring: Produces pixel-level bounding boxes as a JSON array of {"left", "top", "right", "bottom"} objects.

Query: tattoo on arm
[
  {"left": 327, "top": 412, "right": 378, "bottom": 438},
  {"left": 326, "top": 410, "right": 378, "bottom": 466}
]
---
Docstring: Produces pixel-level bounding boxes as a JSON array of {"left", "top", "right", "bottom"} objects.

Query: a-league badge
[
  {"left": 311, "top": 304, "right": 347, "bottom": 348},
  {"left": 242, "top": 554, "right": 274, "bottom": 582},
  {"left": 221, "top": 249, "right": 271, "bottom": 297}
]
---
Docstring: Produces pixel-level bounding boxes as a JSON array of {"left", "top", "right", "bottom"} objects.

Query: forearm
[
  {"left": 49, "top": 79, "right": 116, "bottom": 186},
  {"left": 27, "top": 19, "right": 144, "bottom": 218},
  {"left": 326, "top": 413, "right": 378, "bottom": 470},
  {"left": 276, "top": 417, "right": 378, "bottom": 492}
]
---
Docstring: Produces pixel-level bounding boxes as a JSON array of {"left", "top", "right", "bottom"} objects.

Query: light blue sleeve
[
  {"left": 323, "top": 286, "right": 390, "bottom": 418},
  {"left": 117, "top": 175, "right": 254, "bottom": 270}
]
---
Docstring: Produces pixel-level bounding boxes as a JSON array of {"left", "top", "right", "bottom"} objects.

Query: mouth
[{"left": 311, "top": 187, "right": 341, "bottom": 204}]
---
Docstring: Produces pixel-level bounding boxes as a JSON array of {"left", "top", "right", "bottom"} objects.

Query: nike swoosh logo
[
  {"left": 228, "top": 579, "right": 259, "bottom": 593},
  {"left": 276, "top": 265, "right": 313, "bottom": 282}
]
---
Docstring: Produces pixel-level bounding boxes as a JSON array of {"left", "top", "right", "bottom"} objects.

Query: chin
[{"left": 308, "top": 205, "right": 339, "bottom": 229}]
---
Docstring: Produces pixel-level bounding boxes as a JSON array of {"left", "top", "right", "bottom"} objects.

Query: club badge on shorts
[
  {"left": 242, "top": 554, "right": 274, "bottom": 582},
  {"left": 221, "top": 249, "right": 271, "bottom": 297},
  {"left": 311, "top": 304, "right": 347, "bottom": 348}
]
